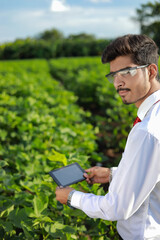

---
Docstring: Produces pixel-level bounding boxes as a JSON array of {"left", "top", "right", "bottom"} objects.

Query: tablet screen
[{"left": 49, "top": 163, "right": 86, "bottom": 187}]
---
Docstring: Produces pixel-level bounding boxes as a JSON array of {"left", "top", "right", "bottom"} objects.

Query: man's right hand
[{"left": 84, "top": 166, "right": 111, "bottom": 184}]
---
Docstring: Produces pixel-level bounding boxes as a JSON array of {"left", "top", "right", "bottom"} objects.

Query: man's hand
[
  {"left": 84, "top": 166, "right": 110, "bottom": 184},
  {"left": 55, "top": 186, "right": 74, "bottom": 205}
]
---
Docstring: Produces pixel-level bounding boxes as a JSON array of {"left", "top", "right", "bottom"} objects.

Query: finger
[
  {"left": 90, "top": 177, "right": 94, "bottom": 184},
  {"left": 86, "top": 172, "right": 95, "bottom": 179},
  {"left": 56, "top": 186, "right": 63, "bottom": 190},
  {"left": 83, "top": 173, "right": 88, "bottom": 178},
  {"left": 85, "top": 167, "right": 95, "bottom": 173},
  {"left": 86, "top": 177, "right": 94, "bottom": 184}
]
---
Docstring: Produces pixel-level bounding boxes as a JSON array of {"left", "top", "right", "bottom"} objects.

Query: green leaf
[
  {"left": 33, "top": 193, "right": 48, "bottom": 217},
  {"left": 63, "top": 225, "right": 76, "bottom": 234},
  {"left": 40, "top": 216, "right": 53, "bottom": 223},
  {"left": 0, "top": 129, "right": 7, "bottom": 141},
  {"left": 8, "top": 208, "right": 29, "bottom": 228},
  {"left": 0, "top": 220, "right": 13, "bottom": 232},
  {"left": 23, "top": 227, "right": 34, "bottom": 240},
  {"left": 25, "top": 207, "right": 37, "bottom": 218},
  {"left": 48, "top": 149, "right": 67, "bottom": 166},
  {"left": 21, "top": 221, "right": 34, "bottom": 240},
  {"left": 0, "top": 204, "right": 14, "bottom": 218},
  {"left": 44, "top": 221, "right": 65, "bottom": 234},
  {"left": 0, "top": 160, "right": 8, "bottom": 168}
]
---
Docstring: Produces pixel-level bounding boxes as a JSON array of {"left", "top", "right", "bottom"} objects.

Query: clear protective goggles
[{"left": 105, "top": 64, "right": 149, "bottom": 83}]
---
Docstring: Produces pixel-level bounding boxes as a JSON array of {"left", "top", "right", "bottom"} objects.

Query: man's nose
[{"left": 113, "top": 74, "right": 125, "bottom": 88}]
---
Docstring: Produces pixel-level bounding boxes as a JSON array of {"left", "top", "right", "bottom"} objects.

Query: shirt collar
[{"left": 137, "top": 90, "right": 160, "bottom": 120}]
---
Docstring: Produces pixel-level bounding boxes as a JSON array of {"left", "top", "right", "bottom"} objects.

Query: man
[{"left": 55, "top": 34, "right": 160, "bottom": 239}]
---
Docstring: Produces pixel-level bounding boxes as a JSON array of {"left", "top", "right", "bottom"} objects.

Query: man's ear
[{"left": 148, "top": 64, "right": 158, "bottom": 80}]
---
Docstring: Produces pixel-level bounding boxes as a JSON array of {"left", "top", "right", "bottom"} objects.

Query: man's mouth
[{"left": 117, "top": 88, "right": 130, "bottom": 96}]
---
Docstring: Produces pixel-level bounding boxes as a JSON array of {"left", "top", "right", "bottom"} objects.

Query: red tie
[{"left": 133, "top": 116, "right": 141, "bottom": 126}]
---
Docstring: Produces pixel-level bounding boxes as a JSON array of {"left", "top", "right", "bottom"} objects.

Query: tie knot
[{"left": 133, "top": 116, "right": 141, "bottom": 126}]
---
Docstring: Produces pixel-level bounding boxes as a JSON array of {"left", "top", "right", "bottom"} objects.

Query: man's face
[{"left": 110, "top": 56, "right": 151, "bottom": 108}]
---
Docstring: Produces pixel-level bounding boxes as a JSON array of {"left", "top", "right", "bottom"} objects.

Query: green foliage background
[
  {"left": 49, "top": 57, "right": 137, "bottom": 165},
  {"left": 1, "top": 1, "right": 160, "bottom": 238},
  {"left": 0, "top": 37, "right": 111, "bottom": 60},
  {"left": 0, "top": 57, "right": 139, "bottom": 239}
]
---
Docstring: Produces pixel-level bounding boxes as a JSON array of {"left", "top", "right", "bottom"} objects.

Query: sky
[{"left": 0, "top": 0, "right": 156, "bottom": 44}]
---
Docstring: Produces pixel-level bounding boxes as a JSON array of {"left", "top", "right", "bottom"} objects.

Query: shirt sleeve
[
  {"left": 71, "top": 128, "right": 160, "bottom": 221},
  {"left": 110, "top": 167, "right": 117, "bottom": 182}
]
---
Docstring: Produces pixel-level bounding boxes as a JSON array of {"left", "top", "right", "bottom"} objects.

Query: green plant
[
  {"left": 0, "top": 59, "right": 121, "bottom": 239},
  {"left": 49, "top": 57, "right": 137, "bottom": 166}
]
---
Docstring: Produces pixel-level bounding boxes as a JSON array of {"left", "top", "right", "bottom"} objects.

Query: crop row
[
  {"left": 49, "top": 57, "right": 137, "bottom": 166},
  {"left": 0, "top": 59, "right": 119, "bottom": 239}
]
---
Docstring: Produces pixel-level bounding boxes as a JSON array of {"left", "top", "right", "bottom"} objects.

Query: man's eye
[{"left": 120, "top": 70, "right": 130, "bottom": 76}]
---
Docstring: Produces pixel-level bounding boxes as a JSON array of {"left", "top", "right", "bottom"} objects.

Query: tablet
[{"left": 49, "top": 163, "right": 86, "bottom": 187}]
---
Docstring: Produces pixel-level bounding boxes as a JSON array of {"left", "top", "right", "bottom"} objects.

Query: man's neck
[{"left": 135, "top": 82, "right": 160, "bottom": 108}]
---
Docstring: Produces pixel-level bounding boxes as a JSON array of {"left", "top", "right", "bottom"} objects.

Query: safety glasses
[{"left": 106, "top": 64, "right": 149, "bottom": 83}]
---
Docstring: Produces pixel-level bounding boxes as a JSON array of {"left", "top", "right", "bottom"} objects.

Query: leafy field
[
  {"left": 0, "top": 58, "right": 137, "bottom": 239},
  {"left": 49, "top": 57, "right": 137, "bottom": 165}
]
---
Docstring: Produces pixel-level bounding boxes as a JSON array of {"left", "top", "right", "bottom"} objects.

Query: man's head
[
  {"left": 102, "top": 34, "right": 159, "bottom": 73},
  {"left": 102, "top": 34, "right": 160, "bottom": 107}
]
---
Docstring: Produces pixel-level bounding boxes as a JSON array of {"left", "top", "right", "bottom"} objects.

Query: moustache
[{"left": 117, "top": 88, "right": 130, "bottom": 93}]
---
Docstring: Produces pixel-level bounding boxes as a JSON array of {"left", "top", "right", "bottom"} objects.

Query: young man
[{"left": 55, "top": 34, "right": 160, "bottom": 239}]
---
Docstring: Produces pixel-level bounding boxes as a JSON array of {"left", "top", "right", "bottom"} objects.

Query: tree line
[
  {"left": 0, "top": 31, "right": 111, "bottom": 60},
  {"left": 0, "top": 1, "right": 159, "bottom": 60}
]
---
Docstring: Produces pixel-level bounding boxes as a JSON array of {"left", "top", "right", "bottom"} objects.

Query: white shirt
[{"left": 71, "top": 90, "right": 160, "bottom": 240}]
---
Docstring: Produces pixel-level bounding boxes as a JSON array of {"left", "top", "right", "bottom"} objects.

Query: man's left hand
[{"left": 55, "top": 186, "right": 74, "bottom": 205}]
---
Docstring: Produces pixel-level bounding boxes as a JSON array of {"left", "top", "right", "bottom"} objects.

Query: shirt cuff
[
  {"left": 70, "top": 168, "right": 118, "bottom": 208},
  {"left": 70, "top": 191, "right": 85, "bottom": 209}
]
